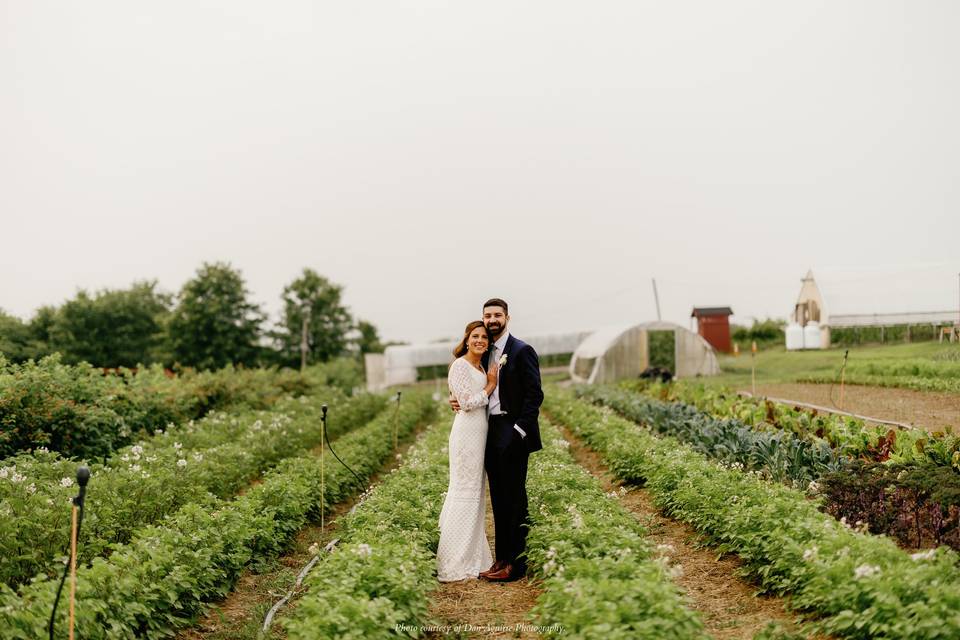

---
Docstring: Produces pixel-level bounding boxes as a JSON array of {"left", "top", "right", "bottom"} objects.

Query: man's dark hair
[{"left": 483, "top": 298, "right": 508, "bottom": 314}]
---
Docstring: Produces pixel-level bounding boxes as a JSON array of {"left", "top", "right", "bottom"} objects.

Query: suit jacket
[{"left": 482, "top": 334, "right": 544, "bottom": 454}]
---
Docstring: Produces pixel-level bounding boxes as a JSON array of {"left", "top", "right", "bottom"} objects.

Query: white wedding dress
[{"left": 436, "top": 357, "right": 494, "bottom": 582}]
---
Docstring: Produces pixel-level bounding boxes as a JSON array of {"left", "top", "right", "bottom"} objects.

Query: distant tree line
[{"left": 0, "top": 262, "right": 385, "bottom": 370}]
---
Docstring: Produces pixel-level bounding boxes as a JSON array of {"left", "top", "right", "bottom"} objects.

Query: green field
[{"left": 706, "top": 341, "right": 960, "bottom": 391}]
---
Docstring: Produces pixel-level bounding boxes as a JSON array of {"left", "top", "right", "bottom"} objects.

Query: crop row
[
  {"left": 524, "top": 417, "right": 705, "bottom": 638},
  {"left": 626, "top": 380, "right": 960, "bottom": 467},
  {"left": 285, "top": 406, "right": 707, "bottom": 639},
  {"left": 0, "top": 355, "right": 352, "bottom": 460},
  {"left": 282, "top": 409, "right": 449, "bottom": 638},
  {"left": 0, "top": 391, "right": 387, "bottom": 588},
  {"left": 0, "top": 390, "right": 434, "bottom": 639},
  {"left": 608, "top": 382, "right": 960, "bottom": 550},
  {"left": 577, "top": 384, "right": 843, "bottom": 487},
  {"left": 545, "top": 388, "right": 960, "bottom": 640},
  {"left": 798, "top": 373, "right": 960, "bottom": 394}
]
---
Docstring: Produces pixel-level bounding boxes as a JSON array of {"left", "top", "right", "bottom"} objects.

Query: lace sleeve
[{"left": 448, "top": 359, "right": 488, "bottom": 412}]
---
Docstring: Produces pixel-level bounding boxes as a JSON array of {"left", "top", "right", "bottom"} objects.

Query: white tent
[{"left": 366, "top": 331, "right": 591, "bottom": 391}]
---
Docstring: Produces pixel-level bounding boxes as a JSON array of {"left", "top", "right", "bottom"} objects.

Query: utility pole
[
  {"left": 300, "top": 306, "right": 311, "bottom": 373},
  {"left": 652, "top": 278, "right": 662, "bottom": 321}
]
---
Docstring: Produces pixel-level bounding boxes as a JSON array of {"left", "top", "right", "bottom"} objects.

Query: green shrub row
[
  {"left": 0, "top": 355, "right": 353, "bottom": 461},
  {"left": 282, "top": 413, "right": 451, "bottom": 639},
  {"left": 0, "top": 391, "right": 433, "bottom": 639},
  {"left": 0, "top": 391, "right": 387, "bottom": 588},
  {"left": 544, "top": 388, "right": 960, "bottom": 640},
  {"left": 524, "top": 417, "right": 706, "bottom": 639}
]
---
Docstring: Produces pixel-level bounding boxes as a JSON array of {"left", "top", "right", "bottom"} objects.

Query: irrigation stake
[
  {"left": 393, "top": 391, "right": 402, "bottom": 450},
  {"left": 750, "top": 341, "right": 757, "bottom": 396},
  {"left": 320, "top": 404, "right": 327, "bottom": 532},
  {"left": 838, "top": 350, "right": 849, "bottom": 410},
  {"left": 49, "top": 466, "right": 90, "bottom": 640}
]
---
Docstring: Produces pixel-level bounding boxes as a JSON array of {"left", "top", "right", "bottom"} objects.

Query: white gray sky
[{"left": 2, "top": 1, "right": 958, "bottom": 343}]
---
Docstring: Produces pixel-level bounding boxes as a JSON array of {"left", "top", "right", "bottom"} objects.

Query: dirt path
[
  {"left": 427, "top": 492, "right": 543, "bottom": 639},
  {"left": 751, "top": 382, "right": 960, "bottom": 433},
  {"left": 556, "top": 424, "right": 809, "bottom": 640},
  {"left": 177, "top": 423, "right": 431, "bottom": 640}
]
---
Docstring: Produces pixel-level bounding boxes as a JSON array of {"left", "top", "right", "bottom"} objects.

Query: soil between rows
[
  {"left": 750, "top": 382, "right": 960, "bottom": 433},
  {"left": 554, "top": 422, "right": 813, "bottom": 640}
]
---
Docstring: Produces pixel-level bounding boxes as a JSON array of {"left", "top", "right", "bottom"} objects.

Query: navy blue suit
[{"left": 481, "top": 334, "right": 544, "bottom": 574}]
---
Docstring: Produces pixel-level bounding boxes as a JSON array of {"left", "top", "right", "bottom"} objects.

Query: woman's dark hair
[{"left": 453, "top": 320, "right": 491, "bottom": 358}]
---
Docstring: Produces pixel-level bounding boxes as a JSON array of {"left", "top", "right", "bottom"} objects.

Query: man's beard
[{"left": 486, "top": 322, "right": 504, "bottom": 338}]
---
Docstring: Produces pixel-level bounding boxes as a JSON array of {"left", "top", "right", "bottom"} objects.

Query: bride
[{"left": 436, "top": 320, "right": 499, "bottom": 582}]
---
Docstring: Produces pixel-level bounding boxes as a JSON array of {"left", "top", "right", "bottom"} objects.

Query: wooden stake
[
  {"left": 750, "top": 341, "right": 757, "bottom": 396},
  {"left": 69, "top": 503, "right": 78, "bottom": 640},
  {"left": 392, "top": 393, "right": 400, "bottom": 450},
  {"left": 839, "top": 350, "right": 849, "bottom": 411},
  {"left": 320, "top": 418, "right": 325, "bottom": 533}
]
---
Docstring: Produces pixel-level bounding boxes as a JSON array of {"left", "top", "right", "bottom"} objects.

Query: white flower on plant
[
  {"left": 853, "top": 564, "right": 880, "bottom": 579},
  {"left": 177, "top": 458, "right": 187, "bottom": 468},
  {"left": 154, "top": 429, "right": 163, "bottom": 436},
  {"left": 355, "top": 543, "right": 372, "bottom": 557},
  {"left": 130, "top": 464, "right": 141, "bottom": 472},
  {"left": 60, "top": 477, "right": 74, "bottom": 488},
  {"left": 308, "top": 543, "right": 320, "bottom": 555},
  {"left": 807, "top": 480, "right": 820, "bottom": 494},
  {"left": 192, "top": 453, "right": 203, "bottom": 462},
  {"left": 174, "top": 442, "right": 183, "bottom": 450},
  {"left": 120, "top": 454, "right": 130, "bottom": 462},
  {"left": 910, "top": 549, "right": 936, "bottom": 561},
  {"left": 567, "top": 505, "right": 584, "bottom": 529},
  {"left": 10, "top": 472, "right": 25, "bottom": 483},
  {"left": 131, "top": 445, "right": 144, "bottom": 456},
  {"left": 0, "top": 466, "right": 9, "bottom": 479},
  {"left": 252, "top": 420, "right": 263, "bottom": 431},
  {"left": 802, "top": 546, "right": 818, "bottom": 562},
  {"left": 27, "top": 483, "right": 37, "bottom": 495}
]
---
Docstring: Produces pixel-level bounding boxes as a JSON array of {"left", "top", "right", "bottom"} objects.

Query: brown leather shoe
[
  {"left": 482, "top": 563, "right": 515, "bottom": 582},
  {"left": 479, "top": 560, "right": 506, "bottom": 578}
]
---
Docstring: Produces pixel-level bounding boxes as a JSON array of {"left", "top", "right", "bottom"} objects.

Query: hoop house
[{"left": 569, "top": 321, "right": 719, "bottom": 385}]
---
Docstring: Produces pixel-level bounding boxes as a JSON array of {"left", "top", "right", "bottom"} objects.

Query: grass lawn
[{"left": 707, "top": 341, "right": 960, "bottom": 389}]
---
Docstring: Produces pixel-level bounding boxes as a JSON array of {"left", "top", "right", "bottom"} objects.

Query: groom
[{"left": 452, "top": 298, "right": 544, "bottom": 582}]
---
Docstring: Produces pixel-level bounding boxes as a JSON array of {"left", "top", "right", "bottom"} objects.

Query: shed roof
[{"left": 691, "top": 307, "right": 733, "bottom": 317}]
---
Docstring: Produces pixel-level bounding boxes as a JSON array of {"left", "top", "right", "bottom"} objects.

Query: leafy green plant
[
  {"left": 524, "top": 419, "right": 706, "bottom": 639},
  {"left": 0, "top": 391, "right": 386, "bottom": 588},
  {"left": 577, "top": 385, "right": 844, "bottom": 487},
  {"left": 0, "top": 391, "right": 435, "bottom": 639},
  {"left": 545, "top": 388, "right": 960, "bottom": 640}
]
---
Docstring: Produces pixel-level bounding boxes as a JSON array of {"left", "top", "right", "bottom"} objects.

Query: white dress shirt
[{"left": 488, "top": 331, "right": 526, "bottom": 439}]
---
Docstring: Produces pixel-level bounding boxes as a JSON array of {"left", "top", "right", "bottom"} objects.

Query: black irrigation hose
[{"left": 321, "top": 403, "right": 375, "bottom": 493}]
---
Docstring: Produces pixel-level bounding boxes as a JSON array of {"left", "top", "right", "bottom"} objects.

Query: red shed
[{"left": 691, "top": 307, "right": 733, "bottom": 353}]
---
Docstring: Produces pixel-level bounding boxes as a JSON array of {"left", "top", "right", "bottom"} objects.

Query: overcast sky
[{"left": 2, "top": 1, "right": 958, "bottom": 343}]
